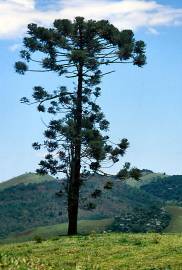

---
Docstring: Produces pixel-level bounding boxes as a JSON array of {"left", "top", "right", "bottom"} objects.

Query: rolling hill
[
  {"left": 126, "top": 171, "right": 167, "bottom": 188},
  {"left": 1, "top": 171, "right": 182, "bottom": 242},
  {"left": 0, "top": 172, "right": 170, "bottom": 241},
  {"left": 0, "top": 172, "right": 54, "bottom": 191}
]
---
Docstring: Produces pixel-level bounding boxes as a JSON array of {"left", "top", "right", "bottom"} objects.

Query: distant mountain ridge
[
  {"left": 0, "top": 173, "right": 54, "bottom": 191},
  {"left": 0, "top": 170, "right": 166, "bottom": 191}
]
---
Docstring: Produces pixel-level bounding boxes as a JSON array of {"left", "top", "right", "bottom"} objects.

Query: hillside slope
[
  {"left": 126, "top": 172, "right": 167, "bottom": 188},
  {"left": 0, "top": 173, "right": 54, "bottom": 191},
  {"left": 141, "top": 175, "right": 182, "bottom": 204},
  {"left": 0, "top": 173, "right": 166, "bottom": 239},
  {"left": 165, "top": 206, "right": 182, "bottom": 233},
  {"left": 3, "top": 171, "right": 182, "bottom": 240},
  {"left": 4, "top": 218, "right": 113, "bottom": 243}
]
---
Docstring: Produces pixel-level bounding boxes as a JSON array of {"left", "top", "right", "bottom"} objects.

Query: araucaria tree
[{"left": 15, "top": 17, "right": 146, "bottom": 235}]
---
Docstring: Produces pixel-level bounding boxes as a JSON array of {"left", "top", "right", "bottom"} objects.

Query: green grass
[
  {"left": 3, "top": 219, "right": 113, "bottom": 243},
  {"left": 1, "top": 233, "right": 182, "bottom": 269},
  {"left": 165, "top": 206, "right": 182, "bottom": 233},
  {"left": 0, "top": 173, "right": 54, "bottom": 191}
]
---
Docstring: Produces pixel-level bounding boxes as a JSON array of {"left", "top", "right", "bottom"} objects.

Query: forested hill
[
  {"left": 141, "top": 175, "right": 182, "bottom": 205},
  {"left": 0, "top": 172, "right": 170, "bottom": 240}
]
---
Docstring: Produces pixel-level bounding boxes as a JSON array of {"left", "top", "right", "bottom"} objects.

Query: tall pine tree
[{"left": 15, "top": 17, "right": 146, "bottom": 235}]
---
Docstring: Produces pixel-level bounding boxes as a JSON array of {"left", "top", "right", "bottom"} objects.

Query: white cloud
[
  {"left": 8, "top": 0, "right": 35, "bottom": 9},
  {"left": 9, "top": 43, "right": 21, "bottom": 51},
  {"left": 0, "top": 0, "right": 182, "bottom": 39},
  {"left": 147, "top": 27, "right": 159, "bottom": 35}
]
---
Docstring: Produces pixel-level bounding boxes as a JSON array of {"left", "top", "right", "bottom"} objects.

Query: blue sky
[{"left": 0, "top": 0, "right": 182, "bottom": 181}]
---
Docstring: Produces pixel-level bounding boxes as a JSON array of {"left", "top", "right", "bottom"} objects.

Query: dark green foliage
[
  {"left": 91, "top": 189, "right": 102, "bottom": 198},
  {"left": 104, "top": 181, "right": 113, "bottom": 189},
  {"left": 34, "top": 235, "right": 44, "bottom": 243},
  {"left": 141, "top": 175, "right": 182, "bottom": 204},
  {"left": 117, "top": 162, "right": 141, "bottom": 180},
  {"left": 15, "top": 61, "right": 28, "bottom": 74},
  {"left": 85, "top": 202, "right": 97, "bottom": 210}
]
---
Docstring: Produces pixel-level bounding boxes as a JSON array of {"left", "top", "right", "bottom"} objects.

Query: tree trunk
[
  {"left": 68, "top": 62, "right": 83, "bottom": 235},
  {"left": 67, "top": 167, "right": 80, "bottom": 235},
  {"left": 67, "top": 22, "right": 84, "bottom": 235}
]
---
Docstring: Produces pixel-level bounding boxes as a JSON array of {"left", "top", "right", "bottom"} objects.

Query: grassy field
[
  {"left": 4, "top": 219, "right": 113, "bottom": 243},
  {"left": 165, "top": 206, "right": 182, "bottom": 233},
  {"left": 0, "top": 233, "right": 182, "bottom": 270}
]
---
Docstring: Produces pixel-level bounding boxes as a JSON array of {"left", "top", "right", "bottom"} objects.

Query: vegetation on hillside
[
  {"left": 0, "top": 174, "right": 168, "bottom": 239},
  {"left": 141, "top": 175, "right": 182, "bottom": 204},
  {"left": 0, "top": 181, "right": 61, "bottom": 239},
  {"left": 110, "top": 207, "right": 170, "bottom": 233}
]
